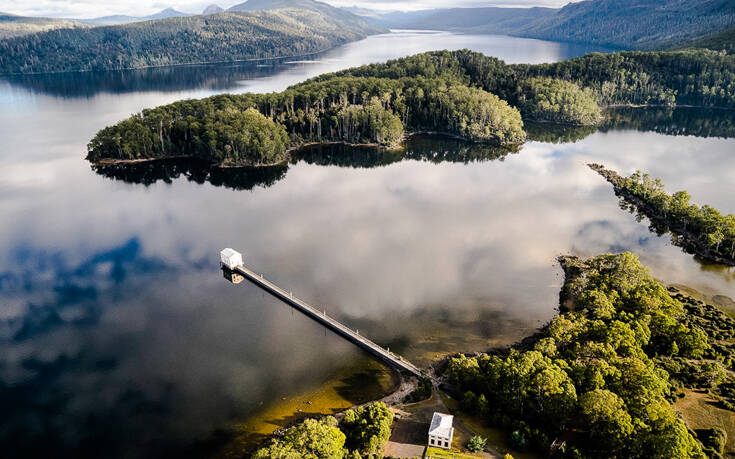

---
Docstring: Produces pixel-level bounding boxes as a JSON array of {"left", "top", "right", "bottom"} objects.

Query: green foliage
[
  {"left": 0, "top": 9, "right": 380, "bottom": 74},
  {"left": 590, "top": 164, "right": 735, "bottom": 265},
  {"left": 252, "top": 416, "right": 346, "bottom": 459},
  {"left": 681, "top": 26, "right": 735, "bottom": 55},
  {"left": 339, "top": 402, "right": 393, "bottom": 454},
  {"left": 579, "top": 389, "right": 633, "bottom": 451},
  {"left": 335, "top": 49, "right": 735, "bottom": 109},
  {"left": 517, "top": 77, "right": 602, "bottom": 125},
  {"left": 87, "top": 73, "right": 526, "bottom": 165},
  {"left": 466, "top": 435, "right": 487, "bottom": 452},
  {"left": 337, "top": 99, "right": 404, "bottom": 147},
  {"left": 88, "top": 48, "right": 735, "bottom": 166},
  {"left": 446, "top": 253, "right": 712, "bottom": 458},
  {"left": 403, "top": 376, "right": 432, "bottom": 403},
  {"left": 700, "top": 427, "right": 727, "bottom": 455}
]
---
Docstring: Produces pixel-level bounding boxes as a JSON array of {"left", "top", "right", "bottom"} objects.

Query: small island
[
  {"left": 87, "top": 48, "right": 735, "bottom": 168},
  {"left": 86, "top": 50, "right": 612, "bottom": 168}
]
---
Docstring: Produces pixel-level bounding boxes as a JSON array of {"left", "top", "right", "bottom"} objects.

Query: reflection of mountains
[
  {"left": 92, "top": 135, "right": 519, "bottom": 189},
  {"left": 3, "top": 58, "right": 300, "bottom": 98}
]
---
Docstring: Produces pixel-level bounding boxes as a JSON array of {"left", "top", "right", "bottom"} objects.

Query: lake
[{"left": 0, "top": 31, "right": 733, "bottom": 458}]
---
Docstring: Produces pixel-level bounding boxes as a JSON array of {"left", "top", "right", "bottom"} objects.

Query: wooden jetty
[{"left": 221, "top": 250, "right": 423, "bottom": 378}]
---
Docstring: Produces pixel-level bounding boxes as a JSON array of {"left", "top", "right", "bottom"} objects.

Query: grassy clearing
[
  {"left": 675, "top": 390, "right": 735, "bottom": 455},
  {"left": 425, "top": 446, "right": 483, "bottom": 458}
]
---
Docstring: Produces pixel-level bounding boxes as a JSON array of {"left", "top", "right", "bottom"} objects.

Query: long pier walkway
[{"left": 232, "top": 264, "right": 423, "bottom": 378}]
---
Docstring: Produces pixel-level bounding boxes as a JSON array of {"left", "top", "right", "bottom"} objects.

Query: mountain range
[
  {"left": 77, "top": 7, "right": 190, "bottom": 26},
  {"left": 8, "top": 0, "right": 731, "bottom": 49},
  {"left": 0, "top": 0, "right": 384, "bottom": 74},
  {"left": 354, "top": 0, "right": 735, "bottom": 49}
]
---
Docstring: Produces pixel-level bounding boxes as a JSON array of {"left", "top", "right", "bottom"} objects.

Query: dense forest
[
  {"left": 684, "top": 27, "right": 735, "bottom": 55},
  {"left": 446, "top": 252, "right": 734, "bottom": 458},
  {"left": 85, "top": 49, "right": 613, "bottom": 167},
  {"left": 88, "top": 48, "right": 735, "bottom": 167},
  {"left": 590, "top": 164, "right": 735, "bottom": 266},
  {"left": 0, "top": 9, "right": 381, "bottom": 74},
  {"left": 86, "top": 74, "right": 528, "bottom": 166},
  {"left": 330, "top": 49, "right": 735, "bottom": 109},
  {"left": 252, "top": 402, "right": 393, "bottom": 458}
]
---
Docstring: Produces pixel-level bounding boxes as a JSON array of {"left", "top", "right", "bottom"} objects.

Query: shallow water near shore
[{"left": 0, "top": 31, "right": 734, "bottom": 458}]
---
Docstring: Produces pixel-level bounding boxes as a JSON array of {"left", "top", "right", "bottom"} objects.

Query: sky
[{"left": 0, "top": 0, "right": 576, "bottom": 19}]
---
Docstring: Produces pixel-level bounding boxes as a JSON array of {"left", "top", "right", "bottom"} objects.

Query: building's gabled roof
[{"left": 428, "top": 412, "right": 453, "bottom": 438}]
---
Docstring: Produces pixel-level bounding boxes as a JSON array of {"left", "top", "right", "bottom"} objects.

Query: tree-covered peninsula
[
  {"left": 446, "top": 252, "right": 734, "bottom": 458},
  {"left": 86, "top": 75, "right": 527, "bottom": 166},
  {"left": 590, "top": 164, "right": 735, "bottom": 266},
  {"left": 87, "top": 48, "right": 735, "bottom": 167}
]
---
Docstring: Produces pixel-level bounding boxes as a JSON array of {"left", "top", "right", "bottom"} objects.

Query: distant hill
[
  {"left": 681, "top": 26, "right": 735, "bottom": 54},
  {"left": 203, "top": 5, "right": 224, "bottom": 15},
  {"left": 78, "top": 8, "right": 190, "bottom": 26},
  {"left": 0, "top": 9, "right": 383, "bottom": 74},
  {"left": 0, "top": 13, "right": 85, "bottom": 39},
  {"left": 402, "top": 7, "right": 555, "bottom": 33},
  {"left": 523, "top": 0, "right": 735, "bottom": 49},
  {"left": 228, "top": 0, "right": 380, "bottom": 33},
  {"left": 360, "top": 0, "right": 735, "bottom": 49},
  {"left": 343, "top": 8, "right": 446, "bottom": 29}
]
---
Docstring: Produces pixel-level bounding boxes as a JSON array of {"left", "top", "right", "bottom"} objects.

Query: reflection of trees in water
[
  {"left": 92, "top": 135, "right": 519, "bottom": 189},
  {"left": 4, "top": 59, "right": 298, "bottom": 98},
  {"left": 91, "top": 107, "right": 735, "bottom": 189},
  {"left": 92, "top": 159, "right": 288, "bottom": 191},
  {"left": 526, "top": 107, "right": 735, "bottom": 144},
  {"left": 403, "top": 135, "right": 519, "bottom": 163},
  {"left": 601, "top": 107, "right": 735, "bottom": 139},
  {"left": 296, "top": 135, "right": 518, "bottom": 168},
  {"left": 295, "top": 143, "right": 405, "bottom": 168},
  {"left": 525, "top": 122, "right": 597, "bottom": 144}
]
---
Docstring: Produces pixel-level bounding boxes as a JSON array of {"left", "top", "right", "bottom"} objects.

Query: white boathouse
[
  {"left": 220, "top": 248, "right": 243, "bottom": 270},
  {"left": 428, "top": 412, "right": 454, "bottom": 449}
]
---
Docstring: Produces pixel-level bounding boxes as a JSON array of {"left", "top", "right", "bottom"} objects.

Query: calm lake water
[{"left": 0, "top": 31, "right": 733, "bottom": 458}]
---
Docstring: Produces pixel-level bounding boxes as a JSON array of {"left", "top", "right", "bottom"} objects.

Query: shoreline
[
  {"left": 0, "top": 40, "right": 368, "bottom": 77},
  {"left": 87, "top": 131, "right": 515, "bottom": 169},
  {"left": 589, "top": 163, "right": 735, "bottom": 267}
]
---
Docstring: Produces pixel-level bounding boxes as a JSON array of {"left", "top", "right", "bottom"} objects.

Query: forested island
[
  {"left": 86, "top": 73, "right": 529, "bottom": 167},
  {"left": 87, "top": 48, "right": 734, "bottom": 168},
  {"left": 590, "top": 164, "right": 735, "bottom": 266}
]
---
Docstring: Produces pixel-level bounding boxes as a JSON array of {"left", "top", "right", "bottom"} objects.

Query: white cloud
[{"left": 1, "top": 0, "right": 575, "bottom": 19}]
